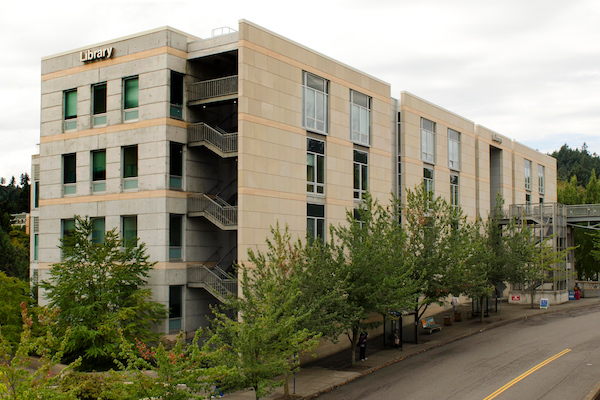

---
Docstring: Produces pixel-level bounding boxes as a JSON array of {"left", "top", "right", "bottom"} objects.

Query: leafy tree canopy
[{"left": 40, "top": 216, "right": 166, "bottom": 368}]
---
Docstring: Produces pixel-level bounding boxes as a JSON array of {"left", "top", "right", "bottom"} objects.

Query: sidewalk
[{"left": 222, "top": 297, "right": 600, "bottom": 400}]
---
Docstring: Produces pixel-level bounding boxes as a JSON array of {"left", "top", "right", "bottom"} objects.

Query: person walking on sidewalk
[{"left": 358, "top": 332, "right": 368, "bottom": 361}]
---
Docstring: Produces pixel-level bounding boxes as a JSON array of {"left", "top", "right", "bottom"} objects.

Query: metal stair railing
[
  {"left": 188, "top": 122, "right": 238, "bottom": 154},
  {"left": 188, "top": 194, "right": 237, "bottom": 228},
  {"left": 188, "top": 75, "right": 238, "bottom": 102},
  {"left": 187, "top": 264, "right": 237, "bottom": 301}
]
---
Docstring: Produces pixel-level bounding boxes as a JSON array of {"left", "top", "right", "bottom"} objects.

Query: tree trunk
[
  {"left": 480, "top": 297, "right": 484, "bottom": 323},
  {"left": 349, "top": 327, "right": 359, "bottom": 367},
  {"left": 254, "top": 384, "right": 259, "bottom": 400},
  {"left": 283, "top": 372, "right": 290, "bottom": 396}
]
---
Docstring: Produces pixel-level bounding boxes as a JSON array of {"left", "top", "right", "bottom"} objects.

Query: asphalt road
[{"left": 316, "top": 304, "right": 600, "bottom": 400}]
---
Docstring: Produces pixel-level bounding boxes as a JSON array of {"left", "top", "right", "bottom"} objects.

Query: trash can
[
  {"left": 454, "top": 311, "right": 462, "bottom": 322},
  {"left": 444, "top": 315, "right": 452, "bottom": 326}
]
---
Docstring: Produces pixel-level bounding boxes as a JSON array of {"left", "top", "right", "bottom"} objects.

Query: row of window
[
  {"left": 62, "top": 71, "right": 184, "bottom": 132},
  {"left": 524, "top": 159, "right": 545, "bottom": 194},
  {"left": 420, "top": 117, "right": 461, "bottom": 170},
  {"left": 59, "top": 142, "right": 184, "bottom": 196},
  {"left": 302, "top": 71, "right": 372, "bottom": 147}
]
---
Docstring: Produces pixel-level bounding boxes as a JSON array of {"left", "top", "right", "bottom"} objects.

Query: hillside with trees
[
  {"left": 0, "top": 173, "right": 30, "bottom": 281},
  {"left": 550, "top": 144, "right": 600, "bottom": 280}
]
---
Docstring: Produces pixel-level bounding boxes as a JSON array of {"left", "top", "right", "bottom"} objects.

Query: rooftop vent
[{"left": 211, "top": 27, "right": 237, "bottom": 37}]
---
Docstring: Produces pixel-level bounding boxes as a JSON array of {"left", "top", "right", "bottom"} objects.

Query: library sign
[{"left": 80, "top": 47, "right": 114, "bottom": 63}]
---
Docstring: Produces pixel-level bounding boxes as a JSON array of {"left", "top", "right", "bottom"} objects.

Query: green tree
[
  {"left": 403, "top": 185, "right": 469, "bottom": 325},
  {"left": 0, "top": 228, "right": 29, "bottom": 281},
  {"left": 328, "top": 193, "right": 417, "bottom": 365},
  {"left": 111, "top": 330, "right": 230, "bottom": 400},
  {"left": 41, "top": 216, "right": 166, "bottom": 368},
  {"left": 0, "top": 272, "right": 31, "bottom": 344},
  {"left": 0, "top": 304, "right": 79, "bottom": 400},
  {"left": 204, "top": 225, "right": 321, "bottom": 399}
]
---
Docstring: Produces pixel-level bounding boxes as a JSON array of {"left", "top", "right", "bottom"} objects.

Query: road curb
[{"left": 303, "top": 301, "right": 600, "bottom": 399}]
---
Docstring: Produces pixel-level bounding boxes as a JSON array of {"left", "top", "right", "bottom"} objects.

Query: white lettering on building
[{"left": 80, "top": 47, "right": 114, "bottom": 63}]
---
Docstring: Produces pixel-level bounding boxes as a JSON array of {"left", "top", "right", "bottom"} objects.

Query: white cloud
[{"left": 2, "top": 0, "right": 600, "bottom": 179}]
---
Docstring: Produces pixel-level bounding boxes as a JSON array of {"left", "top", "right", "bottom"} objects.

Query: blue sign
[
  {"left": 540, "top": 298, "right": 549, "bottom": 309},
  {"left": 569, "top": 291, "right": 575, "bottom": 300}
]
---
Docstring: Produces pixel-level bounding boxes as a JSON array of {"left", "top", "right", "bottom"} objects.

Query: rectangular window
[
  {"left": 307, "top": 204, "right": 325, "bottom": 242},
  {"left": 170, "top": 142, "right": 183, "bottom": 189},
  {"left": 63, "top": 153, "right": 76, "bottom": 195},
  {"left": 62, "top": 219, "right": 75, "bottom": 240},
  {"left": 526, "top": 193, "right": 531, "bottom": 213},
  {"left": 450, "top": 174, "right": 459, "bottom": 209},
  {"left": 397, "top": 112, "right": 402, "bottom": 199},
  {"left": 169, "top": 214, "right": 183, "bottom": 260},
  {"left": 421, "top": 118, "right": 435, "bottom": 164},
  {"left": 169, "top": 285, "right": 183, "bottom": 332},
  {"left": 63, "top": 89, "right": 77, "bottom": 131},
  {"left": 307, "top": 138, "right": 325, "bottom": 195},
  {"left": 123, "top": 76, "right": 139, "bottom": 121},
  {"left": 170, "top": 71, "right": 184, "bottom": 119},
  {"left": 91, "top": 217, "right": 105, "bottom": 244},
  {"left": 423, "top": 167, "right": 434, "bottom": 194},
  {"left": 302, "top": 72, "right": 329, "bottom": 134},
  {"left": 353, "top": 150, "right": 368, "bottom": 200},
  {"left": 448, "top": 128, "right": 460, "bottom": 170},
  {"left": 122, "top": 215, "right": 137, "bottom": 247},
  {"left": 91, "top": 150, "right": 106, "bottom": 192},
  {"left": 92, "top": 83, "right": 107, "bottom": 126},
  {"left": 524, "top": 159, "right": 532, "bottom": 190},
  {"left": 350, "top": 90, "right": 371, "bottom": 146},
  {"left": 122, "top": 146, "right": 138, "bottom": 190},
  {"left": 34, "top": 181, "right": 39, "bottom": 208},
  {"left": 33, "top": 234, "right": 39, "bottom": 261},
  {"left": 538, "top": 165, "right": 545, "bottom": 194}
]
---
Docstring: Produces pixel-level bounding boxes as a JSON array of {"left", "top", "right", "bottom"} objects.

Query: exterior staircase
[
  {"left": 188, "top": 194, "right": 237, "bottom": 230},
  {"left": 187, "top": 264, "right": 237, "bottom": 302}
]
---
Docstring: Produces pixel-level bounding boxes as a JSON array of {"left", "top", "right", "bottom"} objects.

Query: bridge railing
[{"left": 566, "top": 204, "right": 600, "bottom": 218}]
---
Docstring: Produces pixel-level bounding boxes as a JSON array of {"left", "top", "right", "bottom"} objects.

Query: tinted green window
[
  {"left": 92, "top": 150, "right": 106, "bottom": 181},
  {"left": 91, "top": 218, "right": 105, "bottom": 244},
  {"left": 169, "top": 214, "right": 182, "bottom": 247},
  {"left": 64, "top": 90, "right": 77, "bottom": 119},
  {"left": 122, "top": 216, "right": 137, "bottom": 246},
  {"left": 92, "top": 84, "right": 107, "bottom": 115},
  {"left": 124, "top": 77, "right": 139, "bottom": 109},
  {"left": 63, "top": 154, "right": 76, "bottom": 184},
  {"left": 62, "top": 219, "right": 76, "bottom": 239},
  {"left": 123, "top": 146, "right": 138, "bottom": 178},
  {"left": 170, "top": 72, "right": 184, "bottom": 106}
]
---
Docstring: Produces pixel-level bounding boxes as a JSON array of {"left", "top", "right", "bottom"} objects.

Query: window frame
[
  {"left": 350, "top": 90, "right": 371, "bottom": 146},
  {"left": 123, "top": 76, "right": 139, "bottom": 122},
  {"left": 92, "top": 83, "right": 107, "bottom": 127},
  {"left": 302, "top": 71, "right": 329, "bottom": 135},
  {"left": 170, "top": 71, "right": 184, "bottom": 120},
  {"left": 63, "top": 89, "right": 78, "bottom": 132},
  {"left": 353, "top": 150, "right": 368, "bottom": 200},
  {"left": 169, "top": 142, "right": 184, "bottom": 189},
  {"left": 524, "top": 159, "right": 532, "bottom": 191},
  {"left": 121, "top": 215, "right": 138, "bottom": 247},
  {"left": 423, "top": 167, "right": 434, "bottom": 194},
  {"left": 421, "top": 118, "right": 435, "bottom": 164},
  {"left": 122, "top": 145, "right": 138, "bottom": 190},
  {"left": 62, "top": 153, "right": 76, "bottom": 196},
  {"left": 538, "top": 164, "right": 545, "bottom": 194},
  {"left": 307, "top": 138, "right": 325, "bottom": 195},
  {"left": 169, "top": 214, "right": 183, "bottom": 260},
  {"left": 91, "top": 149, "right": 106, "bottom": 193},
  {"left": 91, "top": 217, "right": 105, "bottom": 244},
  {"left": 448, "top": 128, "right": 460, "bottom": 171},
  {"left": 169, "top": 285, "right": 183, "bottom": 332},
  {"left": 450, "top": 174, "right": 459, "bottom": 209},
  {"left": 307, "top": 203, "right": 325, "bottom": 242}
]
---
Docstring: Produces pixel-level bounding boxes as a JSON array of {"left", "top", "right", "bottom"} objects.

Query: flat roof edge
[{"left": 42, "top": 26, "right": 201, "bottom": 61}]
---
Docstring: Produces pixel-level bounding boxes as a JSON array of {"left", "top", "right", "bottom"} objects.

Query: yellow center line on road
[{"left": 483, "top": 349, "right": 572, "bottom": 400}]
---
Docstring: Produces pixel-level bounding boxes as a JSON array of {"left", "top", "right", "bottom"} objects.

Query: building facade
[{"left": 31, "top": 20, "right": 557, "bottom": 336}]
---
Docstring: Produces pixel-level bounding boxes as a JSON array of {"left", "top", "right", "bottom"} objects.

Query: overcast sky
[{"left": 1, "top": 0, "right": 599, "bottom": 182}]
